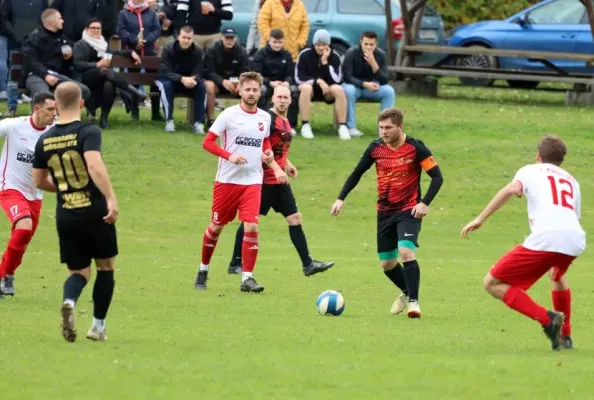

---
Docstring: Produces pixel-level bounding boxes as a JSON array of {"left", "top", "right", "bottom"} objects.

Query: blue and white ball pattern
[{"left": 316, "top": 290, "right": 345, "bottom": 316}]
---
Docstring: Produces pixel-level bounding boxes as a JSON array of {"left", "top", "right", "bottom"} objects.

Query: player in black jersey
[{"left": 32, "top": 82, "right": 118, "bottom": 343}]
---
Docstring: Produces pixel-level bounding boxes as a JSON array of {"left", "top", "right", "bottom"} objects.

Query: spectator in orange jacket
[{"left": 257, "top": 0, "right": 308, "bottom": 62}]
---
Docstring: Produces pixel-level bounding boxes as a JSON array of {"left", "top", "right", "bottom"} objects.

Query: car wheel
[
  {"left": 456, "top": 45, "right": 497, "bottom": 87},
  {"left": 331, "top": 42, "right": 349, "bottom": 61},
  {"left": 507, "top": 80, "right": 539, "bottom": 89}
]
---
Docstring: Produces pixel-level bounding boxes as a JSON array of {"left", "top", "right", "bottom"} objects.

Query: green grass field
[{"left": 0, "top": 81, "right": 592, "bottom": 399}]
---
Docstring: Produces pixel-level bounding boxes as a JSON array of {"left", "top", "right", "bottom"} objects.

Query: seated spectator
[
  {"left": 295, "top": 29, "right": 349, "bottom": 140},
  {"left": 50, "top": 0, "right": 106, "bottom": 43},
  {"left": 250, "top": 29, "right": 298, "bottom": 131},
  {"left": 73, "top": 18, "right": 146, "bottom": 129},
  {"left": 155, "top": 25, "right": 206, "bottom": 134},
  {"left": 342, "top": 31, "right": 395, "bottom": 138},
  {"left": 22, "top": 9, "right": 91, "bottom": 102},
  {"left": 117, "top": 0, "right": 163, "bottom": 121},
  {"left": 204, "top": 27, "right": 248, "bottom": 125}
]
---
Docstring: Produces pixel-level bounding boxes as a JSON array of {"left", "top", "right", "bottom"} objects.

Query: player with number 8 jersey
[
  {"left": 461, "top": 135, "right": 585, "bottom": 351},
  {"left": 0, "top": 92, "right": 56, "bottom": 298}
]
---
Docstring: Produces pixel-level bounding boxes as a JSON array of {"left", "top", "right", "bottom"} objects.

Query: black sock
[
  {"left": 301, "top": 120, "right": 309, "bottom": 126},
  {"left": 63, "top": 273, "right": 88, "bottom": 304},
  {"left": 93, "top": 270, "right": 115, "bottom": 320},
  {"left": 402, "top": 260, "right": 420, "bottom": 302},
  {"left": 230, "top": 223, "right": 244, "bottom": 266},
  {"left": 289, "top": 225, "right": 313, "bottom": 267},
  {"left": 384, "top": 263, "right": 408, "bottom": 294}
]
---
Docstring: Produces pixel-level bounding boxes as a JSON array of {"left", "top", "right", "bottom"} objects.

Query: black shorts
[
  {"left": 260, "top": 184, "right": 298, "bottom": 217},
  {"left": 312, "top": 85, "right": 336, "bottom": 104},
  {"left": 377, "top": 211, "right": 422, "bottom": 255},
  {"left": 57, "top": 218, "right": 118, "bottom": 270}
]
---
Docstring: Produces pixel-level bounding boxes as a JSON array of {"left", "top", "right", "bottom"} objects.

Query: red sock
[
  {"left": 201, "top": 227, "right": 219, "bottom": 265},
  {"left": 552, "top": 289, "right": 571, "bottom": 336},
  {"left": 503, "top": 286, "right": 551, "bottom": 326},
  {"left": 241, "top": 232, "right": 259, "bottom": 273},
  {"left": 1, "top": 229, "right": 33, "bottom": 276}
]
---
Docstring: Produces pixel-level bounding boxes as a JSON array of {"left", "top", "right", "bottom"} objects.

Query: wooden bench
[{"left": 392, "top": 44, "right": 594, "bottom": 86}]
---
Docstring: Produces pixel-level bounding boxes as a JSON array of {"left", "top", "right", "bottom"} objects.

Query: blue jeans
[
  {"left": 0, "top": 36, "right": 21, "bottom": 110},
  {"left": 342, "top": 83, "right": 396, "bottom": 129},
  {"left": 0, "top": 37, "right": 7, "bottom": 92},
  {"left": 155, "top": 79, "right": 206, "bottom": 123}
]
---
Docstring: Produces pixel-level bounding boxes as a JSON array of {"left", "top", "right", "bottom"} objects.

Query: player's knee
[
  {"left": 14, "top": 217, "right": 33, "bottom": 231},
  {"left": 209, "top": 223, "right": 224, "bottom": 235},
  {"left": 397, "top": 242, "right": 416, "bottom": 261},
  {"left": 483, "top": 273, "right": 496, "bottom": 293},
  {"left": 380, "top": 260, "right": 396, "bottom": 271},
  {"left": 70, "top": 267, "right": 91, "bottom": 281},
  {"left": 243, "top": 222, "right": 258, "bottom": 233},
  {"left": 286, "top": 212, "right": 301, "bottom": 225}
]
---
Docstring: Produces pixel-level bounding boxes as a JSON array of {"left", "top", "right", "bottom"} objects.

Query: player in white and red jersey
[
  {"left": 195, "top": 71, "right": 275, "bottom": 293},
  {"left": 461, "top": 135, "right": 585, "bottom": 351},
  {"left": 0, "top": 92, "right": 56, "bottom": 298}
]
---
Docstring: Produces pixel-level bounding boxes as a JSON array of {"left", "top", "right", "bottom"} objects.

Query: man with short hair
[
  {"left": 0, "top": 92, "right": 56, "bottom": 299},
  {"left": 33, "top": 82, "right": 118, "bottom": 343},
  {"left": 196, "top": 71, "right": 279, "bottom": 293},
  {"left": 22, "top": 9, "right": 91, "bottom": 101},
  {"left": 342, "top": 31, "right": 395, "bottom": 138},
  {"left": 295, "top": 29, "right": 349, "bottom": 140},
  {"left": 461, "top": 135, "right": 585, "bottom": 351},
  {"left": 250, "top": 28, "right": 299, "bottom": 130},
  {"left": 227, "top": 85, "right": 334, "bottom": 276},
  {"left": 156, "top": 25, "right": 206, "bottom": 134},
  {"left": 204, "top": 27, "right": 249, "bottom": 126}
]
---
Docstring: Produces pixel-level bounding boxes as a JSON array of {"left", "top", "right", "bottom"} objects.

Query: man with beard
[{"left": 196, "top": 71, "right": 282, "bottom": 293}]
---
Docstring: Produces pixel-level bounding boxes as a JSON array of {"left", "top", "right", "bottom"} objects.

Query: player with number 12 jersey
[{"left": 461, "top": 135, "right": 585, "bottom": 351}]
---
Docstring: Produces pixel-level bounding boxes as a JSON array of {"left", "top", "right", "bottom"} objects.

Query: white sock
[
  {"left": 241, "top": 272, "right": 252, "bottom": 282},
  {"left": 63, "top": 299, "right": 75, "bottom": 308},
  {"left": 92, "top": 318, "right": 105, "bottom": 332},
  {"left": 199, "top": 264, "right": 209, "bottom": 272}
]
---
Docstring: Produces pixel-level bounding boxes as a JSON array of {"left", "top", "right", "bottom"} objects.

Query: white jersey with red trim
[
  {"left": 513, "top": 163, "right": 585, "bottom": 256},
  {"left": 0, "top": 117, "right": 51, "bottom": 200},
  {"left": 209, "top": 104, "right": 271, "bottom": 185}
]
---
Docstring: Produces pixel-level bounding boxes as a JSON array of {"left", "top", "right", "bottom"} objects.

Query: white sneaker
[
  {"left": 193, "top": 122, "right": 205, "bottom": 134},
  {"left": 290, "top": 128, "right": 296, "bottom": 136},
  {"left": 407, "top": 301, "right": 421, "bottom": 319},
  {"left": 390, "top": 292, "right": 409, "bottom": 315},
  {"left": 0, "top": 91, "right": 7, "bottom": 101},
  {"left": 337, "top": 125, "right": 351, "bottom": 140},
  {"left": 300, "top": 124, "right": 314, "bottom": 139},
  {"left": 86, "top": 327, "right": 108, "bottom": 341},
  {"left": 165, "top": 120, "right": 175, "bottom": 132},
  {"left": 349, "top": 128, "right": 364, "bottom": 137}
]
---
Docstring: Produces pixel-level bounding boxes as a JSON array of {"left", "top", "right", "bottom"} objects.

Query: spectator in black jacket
[
  {"left": 176, "top": 0, "right": 233, "bottom": 51},
  {"left": 22, "top": 9, "right": 90, "bottom": 102},
  {"left": 204, "top": 27, "right": 248, "bottom": 124},
  {"left": 342, "top": 31, "right": 395, "bottom": 138},
  {"left": 50, "top": 0, "right": 107, "bottom": 42},
  {"left": 0, "top": 0, "right": 49, "bottom": 116},
  {"left": 155, "top": 0, "right": 179, "bottom": 54},
  {"left": 250, "top": 29, "right": 298, "bottom": 130},
  {"left": 74, "top": 18, "right": 146, "bottom": 129},
  {"left": 156, "top": 25, "right": 206, "bottom": 134},
  {"left": 295, "top": 29, "right": 349, "bottom": 140}
]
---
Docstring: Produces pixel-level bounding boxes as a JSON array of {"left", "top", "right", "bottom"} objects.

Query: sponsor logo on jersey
[
  {"left": 16, "top": 152, "right": 34, "bottom": 164},
  {"left": 235, "top": 136, "right": 262, "bottom": 147}
]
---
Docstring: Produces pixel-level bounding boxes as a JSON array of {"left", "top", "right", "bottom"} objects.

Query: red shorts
[
  {"left": 490, "top": 245, "right": 576, "bottom": 291},
  {"left": 0, "top": 189, "right": 42, "bottom": 233},
  {"left": 211, "top": 182, "right": 262, "bottom": 225}
]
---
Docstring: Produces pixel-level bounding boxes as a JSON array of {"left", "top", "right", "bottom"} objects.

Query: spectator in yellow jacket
[{"left": 257, "top": 0, "right": 308, "bottom": 62}]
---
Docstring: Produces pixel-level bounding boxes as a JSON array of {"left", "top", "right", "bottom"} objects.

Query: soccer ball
[{"left": 316, "top": 290, "right": 345, "bottom": 316}]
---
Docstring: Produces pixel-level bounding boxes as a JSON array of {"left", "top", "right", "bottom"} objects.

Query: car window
[
  {"left": 232, "top": 0, "right": 254, "bottom": 13},
  {"left": 337, "top": 0, "right": 383, "bottom": 15},
  {"left": 303, "top": 0, "right": 329, "bottom": 12},
  {"left": 528, "top": 0, "right": 585, "bottom": 24}
]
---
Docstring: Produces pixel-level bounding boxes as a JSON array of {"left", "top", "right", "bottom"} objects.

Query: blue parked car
[
  {"left": 447, "top": 0, "right": 594, "bottom": 88},
  {"left": 226, "top": 0, "right": 447, "bottom": 64}
]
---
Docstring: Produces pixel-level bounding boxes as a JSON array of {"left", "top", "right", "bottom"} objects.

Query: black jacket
[
  {"left": 176, "top": 0, "right": 233, "bottom": 35},
  {"left": 249, "top": 44, "right": 293, "bottom": 86},
  {"left": 158, "top": 40, "right": 204, "bottom": 82},
  {"left": 204, "top": 40, "right": 248, "bottom": 86},
  {"left": 160, "top": 0, "right": 180, "bottom": 36},
  {"left": 51, "top": 0, "right": 106, "bottom": 42},
  {"left": 22, "top": 26, "right": 74, "bottom": 78},
  {"left": 342, "top": 45, "right": 389, "bottom": 88},
  {"left": 295, "top": 45, "right": 342, "bottom": 86},
  {"left": 0, "top": 0, "right": 48, "bottom": 47},
  {"left": 72, "top": 40, "right": 133, "bottom": 74}
]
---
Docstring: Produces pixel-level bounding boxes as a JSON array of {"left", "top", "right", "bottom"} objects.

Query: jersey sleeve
[
  {"left": 0, "top": 118, "right": 14, "bottom": 138},
  {"left": 512, "top": 165, "right": 531, "bottom": 196},
  {"left": 32, "top": 135, "right": 48, "bottom": 169},
  {"left": 208, "top": 110, "right": 228, "bottom": 136},
  {"left": 337, "top": 141, "right": 376, "bottom": 201},
  {"left": 414, "top": 139, "right": 438, "bottom": 171},
  {"left": 82, "top": 125, "right": 102, "bottom": 153}
]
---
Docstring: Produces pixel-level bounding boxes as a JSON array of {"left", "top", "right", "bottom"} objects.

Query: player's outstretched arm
[
  {"left": 460, "top": 180, "right": 522, "bottom": 237},
  {"left": 84, "top": 151, "right": 118, "bottom": 224},
  {"left": 331, "top": 145, "right": 375, "bottom": 216}
]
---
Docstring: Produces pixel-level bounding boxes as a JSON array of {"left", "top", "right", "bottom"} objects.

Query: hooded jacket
[
  {"left": 204, "top": 40, "right": 248, "bottom": 86},
  {"left": 249, "top": 44, "right": 293, "bottom": 86},
  {"left": 294, "top": 45, "right": 342, "bottom": 86}
]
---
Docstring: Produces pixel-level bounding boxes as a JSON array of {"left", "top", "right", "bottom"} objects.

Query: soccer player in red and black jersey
[
  {"left": 331, "top": 108, "right": 443, "bottom": 318},
  {"left": 227, "top": 86, "right": 334, "bottom": 276}
]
